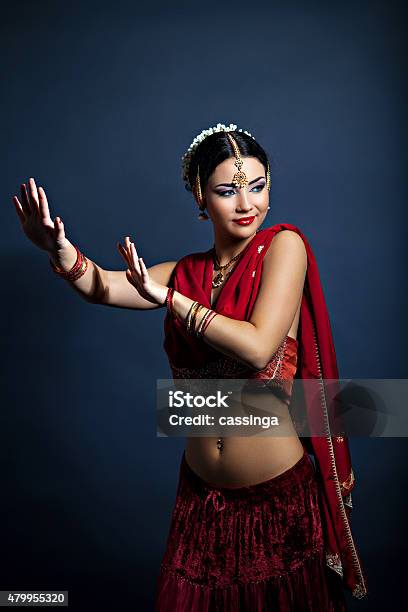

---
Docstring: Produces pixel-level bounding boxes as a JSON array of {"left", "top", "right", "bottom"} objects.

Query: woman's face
[{"left": 202, "top": 156, "right": 269, "bottom": 236}]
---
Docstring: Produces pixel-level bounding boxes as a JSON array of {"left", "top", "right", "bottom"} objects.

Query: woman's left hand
[{"left": 117, "top": 236, "right": 168, "bottom": 306}]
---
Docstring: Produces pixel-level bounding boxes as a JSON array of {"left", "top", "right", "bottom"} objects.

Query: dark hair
[{"left": 186, "top": 130, "right": 271, "bottom": 193}]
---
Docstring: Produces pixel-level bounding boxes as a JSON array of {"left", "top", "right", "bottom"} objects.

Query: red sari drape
[{"left": 163, "top": 223, "right": 368, "bottom": 599}]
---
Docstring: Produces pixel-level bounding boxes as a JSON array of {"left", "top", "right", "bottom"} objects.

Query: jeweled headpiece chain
[{"left": 182, "top": 123, "right": 271, "bottom": 220}]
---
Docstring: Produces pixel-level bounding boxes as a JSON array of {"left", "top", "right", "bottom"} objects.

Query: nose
[{"left": 236, "top": 187, "right": 253, "bottom": 212}]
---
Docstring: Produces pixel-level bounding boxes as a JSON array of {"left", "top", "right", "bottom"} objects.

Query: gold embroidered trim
[
  {"left": 341, "top": 469, "right": 355, "bottom": 492},
  {"left": 344, "top": 492, "right": 353, "bottom": 509},
  {"left": 170, "top": 337, "right": 287, "bottom": 383},
  {"left": 353, "top": 584, "right": 367, "bottom": 598},
  {"left": 160, "top": 547, "right": 326, "bottom": 589},
  {"left": 326, "top": 552, "right": 343, "bottom": 577},
  {"left": 311, "top": 322, "right": 367, "bottom": 599}
]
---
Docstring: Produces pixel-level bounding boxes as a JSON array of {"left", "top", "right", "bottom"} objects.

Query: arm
[
  {"left": 50, "top": 240, "right": 178, "bottom": 310},
  {"left": 11, "top": 177, "right": 177, "bottom": 310},
  {"left": 171, "top": 230, "right": 307, "bottom": 369},
  {"left": 93, "top": 261, "right": 178, "bottom": 309}
]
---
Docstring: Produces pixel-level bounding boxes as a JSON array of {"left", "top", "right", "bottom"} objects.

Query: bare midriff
[
  {"left": 185, "top": 427, "right": 304, "bottom": 489},
  {"left": 184, "top": 296, "right": 304, "bottom": 489}
]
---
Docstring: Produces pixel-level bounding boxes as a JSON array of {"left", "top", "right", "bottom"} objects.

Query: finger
[
  {"left": 12, "top": 196, "right": 26, "bottom": 224},
  {"left": 130, "top": 242, "right": 142, "bottom": 276},
  {"left": 125, "top": 237, "right": 142, "bottom": 279},
  {"left": 124, "top": 236, "right": 134, "bottom": 266},
  {"left": 20, "top": 183, "right": 32, "bottom": 215},
  {"left": 117, "top": 242, "right": 131, "bottom": 268},
  {"left": 53, "top": 216, "right": 65, "bottom": 241},
  {"left": 28, "top": 177, "right": 40, "bottom": 216},
  {"left": 124, "top": 236, "right": 130, "bottom": 261},
  {"left": 139, "top": 256, "right": 149, "bottom": 281},
  {"left": 126, "top": 268, "right": 138, "bottom": 289},
  {"left": 38, "top": 186, "right": 52, "bottom": 223},
  {"left": 118, "top": 243, "right": 133, "bottom": 270}
]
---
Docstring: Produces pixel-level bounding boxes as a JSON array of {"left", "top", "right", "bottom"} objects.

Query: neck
[{"left": 212, "top": 227, "right": 258, "bottom": 265}]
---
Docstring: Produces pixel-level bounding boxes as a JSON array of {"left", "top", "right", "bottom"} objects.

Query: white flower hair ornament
[{"left": 181, "top": 122, "right": 256, "bottom": 191}]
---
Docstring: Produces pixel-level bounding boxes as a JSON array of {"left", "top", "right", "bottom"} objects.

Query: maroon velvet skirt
[{"left": 155, "top": 449, "right": 347, "bottom": 611}]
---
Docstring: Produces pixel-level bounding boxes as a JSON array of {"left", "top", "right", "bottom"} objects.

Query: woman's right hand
[{"left": 12, "top": 177, "right": 69, "bottom": 255}]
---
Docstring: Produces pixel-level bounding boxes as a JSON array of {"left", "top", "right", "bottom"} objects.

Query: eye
[
  {"left": 251, "top": 183, "right": 265, "bottom": 193},
  {"left": 215, "top": 182, "right": 266, "bottom": 197},
  {"left": 216, "top": 189, "right": 235, "bottom": 197}
]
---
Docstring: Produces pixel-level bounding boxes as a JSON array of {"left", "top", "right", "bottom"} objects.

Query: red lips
[{"left": 233, "top": 216, "right": 256, "bottom": 225}]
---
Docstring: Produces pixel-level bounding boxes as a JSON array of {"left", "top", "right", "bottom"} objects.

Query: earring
[
  {"left": 266, "top": 161, "right": 271, "bottom": 192},
  {"left": 198, "top": 208, "right": 209, "bottom": 220},
  {"left": 267, "top": 206, "right": 270, "bottom": 210},
  {"left": 195, "top": 164, "right": 203, "bottom": 206},
  {"left": 195, "top": 164, "right": 209, "bottom": 220}
]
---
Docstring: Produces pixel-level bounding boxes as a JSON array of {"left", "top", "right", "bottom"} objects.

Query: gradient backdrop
[{"left": 1, "top": 0, "right": 406, "bottom": 610}]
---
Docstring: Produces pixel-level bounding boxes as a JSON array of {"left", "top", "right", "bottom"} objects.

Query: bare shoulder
[
  {"left": 249, "top": 229, "right": 307, "bottom": 363},
  {"left": 260, "top": 228, "right": 307, "bottom": 288},
  {"left": 263, "top": 229, "right": 307, "bottom": 262}
]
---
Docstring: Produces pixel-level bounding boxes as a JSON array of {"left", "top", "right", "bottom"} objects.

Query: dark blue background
[{"left": 1, "top": 0, "right": 406, "bottom": 610}]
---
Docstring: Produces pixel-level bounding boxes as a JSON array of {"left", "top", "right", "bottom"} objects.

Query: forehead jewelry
[
  {"left": 226, "top": 132, "right": 271, "bottom": 192},
  {"left": 181, "top": 123, "right": 270, "bottom": 192},
  {"left": 181, "top": 123, "right": 255, "bottom": 190},
  {"left": 226, "top": 132, "right": 248, "bottom": 189},
  {"left": 195, "top": 149, "right": 270, "bottom": 220},
  {"left": 185, "top": 124, "right": 271, "bottom": 221}
]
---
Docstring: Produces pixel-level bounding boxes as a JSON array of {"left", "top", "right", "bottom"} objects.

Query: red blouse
[{"left": 170, "top": 334, "right": 298, "bottom": 406}]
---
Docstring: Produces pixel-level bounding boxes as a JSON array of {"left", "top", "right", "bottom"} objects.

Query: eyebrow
[{"left": 214, "top": 175, "right": 265, "bottom": 188}]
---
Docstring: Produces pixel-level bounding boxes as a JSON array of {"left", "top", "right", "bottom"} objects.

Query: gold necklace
[{"left": 211, "top": 246, "right": 245, "bottom": 288}]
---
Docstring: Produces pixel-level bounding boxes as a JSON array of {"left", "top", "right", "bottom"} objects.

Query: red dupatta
[{"left": 163, "top": 222, "right": 368, "bottom": 599}]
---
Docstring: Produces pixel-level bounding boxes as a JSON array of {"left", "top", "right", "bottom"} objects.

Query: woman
[{"left": 12, "top": 123, "right": 367, "bottom": 611}]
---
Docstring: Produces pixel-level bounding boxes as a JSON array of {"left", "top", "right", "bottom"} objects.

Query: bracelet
[
  {"left": 186, "top": 301, "right": 201, "bottom": 334},
  {"left": 196, "top": 308, "right": 211, "bottom": 337},
  {"left": 185, "top": 301, "right": 197, "bottom": 332},
  {"left": 191, "top": 304, "right": 205, "bottom": 335},
  {"left": 49, "top": 245, "right": 89, "bottom": 282},
  {"left": 196, "top": 309, "right": 218, "bottom": 338},
  {"left": 50, "top": 245, "right": 81, "bottom": 276},
  {"left": 201, "top": 311, "right": 218, "bottom": 336},
  {"left": 165, "top": 287, "right": 175, "bottom": 315},
  {"left": 194, "top": 305, "right": 209, "bottom": 337}
]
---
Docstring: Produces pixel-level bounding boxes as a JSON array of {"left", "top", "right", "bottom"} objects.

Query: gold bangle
[
  {"left": 191, "top": 304, "right": 205, "bottom": 335},
  {"left": 199, "top": 310, "right": 218, "bottom": 338},
  {"left": 200, "top": 310, "right": 218, "bottom": 337},
  {"left": 196, "top": 307, "right": 212, "bottom": 337},
  {"left": 187, "top": 301, "right": 201, "bottom": 334},
  {"left": 185, "top": 300, "right": 198, "bottom": 333}
]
